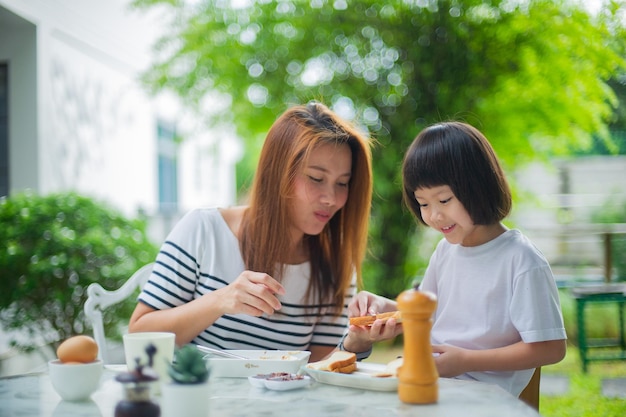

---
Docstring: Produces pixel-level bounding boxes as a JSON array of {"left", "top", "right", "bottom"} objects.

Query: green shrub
[{"left": 0, "top": 191, "right": 158, "bottom": 354}]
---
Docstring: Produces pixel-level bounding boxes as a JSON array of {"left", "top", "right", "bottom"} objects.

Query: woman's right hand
[
  {"left": 213, "top": 271, "right": 286, "bottom": 317},
  {"left": 348, "top": 290, "right": 397, "bottom": 318},
  {"left": 129, "top": 270, "right": 286, "bottom": 346}
]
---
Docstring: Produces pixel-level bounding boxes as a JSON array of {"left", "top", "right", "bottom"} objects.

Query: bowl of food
[
  {"left": 248, "top": 372, "right": 312, "bottom": 391},
  {"left": 203, "top": 350, "right": 310, "bottom": 378},
  {"left": 49, "top": 359, "right": 103, "bottom": 401},
  {"left": 49, "top": 335, "right": 103, "bottom": 401}
]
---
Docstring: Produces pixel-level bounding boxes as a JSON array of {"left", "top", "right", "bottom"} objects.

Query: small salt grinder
[{"left": 396, "top": 288, "right": 438, "bottom": 404}]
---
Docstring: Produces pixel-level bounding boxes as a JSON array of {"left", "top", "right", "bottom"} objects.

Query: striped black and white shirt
[{"left": 138, "top": 208, "right": 354, "bottom": 351}]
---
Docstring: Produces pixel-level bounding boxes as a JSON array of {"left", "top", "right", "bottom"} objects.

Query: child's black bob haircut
[{"left": 402, "top": 121, "right": 512, "bottom": 226}]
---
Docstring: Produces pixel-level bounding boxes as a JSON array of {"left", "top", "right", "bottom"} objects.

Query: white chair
[{"left": 83, "top": 262, "right": 154, "bottom": 364}]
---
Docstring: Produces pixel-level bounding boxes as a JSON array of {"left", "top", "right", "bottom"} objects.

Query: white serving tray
[{"left": 204, "top": 350, "right": 311, "bottom": 378}]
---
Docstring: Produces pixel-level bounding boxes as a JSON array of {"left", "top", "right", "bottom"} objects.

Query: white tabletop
[{"left": 0, "top": 367, "right": 540, "bottom": 417}]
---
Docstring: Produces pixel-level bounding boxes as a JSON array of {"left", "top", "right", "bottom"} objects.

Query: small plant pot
[{"left": 160, "top": 381, "right": 210, "bottom": 417}]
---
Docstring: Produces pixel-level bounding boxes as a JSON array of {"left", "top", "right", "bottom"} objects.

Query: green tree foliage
[
  {"left": 0, "top": 192, "right": 158, "bottom": 353},
  {"left": 132, "top": 0, "right": 626, "bottom": 297}
]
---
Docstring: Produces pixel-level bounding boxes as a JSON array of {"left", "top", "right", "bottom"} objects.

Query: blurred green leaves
[
  {"left": 0, "top": 191, "right": 158, "bottom": 353},
  {"left": 132, "top": 0, "right": 626, "bottom": 297}
]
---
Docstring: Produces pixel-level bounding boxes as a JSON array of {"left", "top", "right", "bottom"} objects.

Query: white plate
[
  {"left": 204, "top": 350, "right": 311, "bottom": 378},
  {"left": 302, "top": 362, "right": 398, "bottom": 391}
]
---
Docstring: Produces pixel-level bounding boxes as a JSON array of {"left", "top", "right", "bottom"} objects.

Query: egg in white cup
[{"left": 48, "top": 359, "right": 103, "bottom": 402}]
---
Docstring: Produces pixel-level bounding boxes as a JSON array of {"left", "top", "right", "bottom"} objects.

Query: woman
[{"left": 129, "top": 102, "right": 373, "bottom": 361}]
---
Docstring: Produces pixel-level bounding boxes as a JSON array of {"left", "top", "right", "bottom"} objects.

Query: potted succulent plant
[{"left": 160, "top": 345, "right": 211, "bottom": 417}]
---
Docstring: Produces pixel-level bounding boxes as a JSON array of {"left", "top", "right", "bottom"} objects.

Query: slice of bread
[
  {"left": 373, "top": 357, "right": 403, "bottom": 378},
  {"left": 349, "top": 310, "right": 402, "bottom": 327},
  {"left": 331, "top": 362, "right": 357, "bottom": 374},
  {"left": 307, "top": 351, "right": 356, "bottom": 373}
]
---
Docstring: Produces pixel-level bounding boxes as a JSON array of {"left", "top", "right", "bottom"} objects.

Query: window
[{"left": 157, "top": 120, "right": 178, "bottom": 213}]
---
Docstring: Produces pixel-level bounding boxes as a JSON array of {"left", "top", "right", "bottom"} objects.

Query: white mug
[{"left": 123, "top": 332, "right": 175, "bottom": 392}]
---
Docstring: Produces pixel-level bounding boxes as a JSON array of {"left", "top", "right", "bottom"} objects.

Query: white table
[{"left": 0, "top": 367, "right": 540, "bottom": 417}]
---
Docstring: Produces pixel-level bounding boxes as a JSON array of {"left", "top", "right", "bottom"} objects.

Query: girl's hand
[
  {"left": 213, "top": 271, "right": 285, "bottom": 317},
  {"left": 341, "top": 291, "right": 403, "bottom": 353},
  {"left": 349, "top": 316, "right": 403, "bottom": 345},
  {"left": 432, "top": 339, "right": 566, "bottom": 376},
  {"left": 432, "top": 344, "right": 467, "bottom": 377}
]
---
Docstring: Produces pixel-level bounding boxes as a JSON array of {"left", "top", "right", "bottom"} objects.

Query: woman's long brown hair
[{"left": 240, "top": 102, "right": 373, "bottom": 313}]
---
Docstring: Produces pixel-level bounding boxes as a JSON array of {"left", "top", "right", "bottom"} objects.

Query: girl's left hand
[{"left": 431, "top": 344, "right": 466, "bottom": 377}]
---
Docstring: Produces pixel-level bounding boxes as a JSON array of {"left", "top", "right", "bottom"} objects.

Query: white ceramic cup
[{"left": 123, "top": 332, "right": 175, "bottom": 391}]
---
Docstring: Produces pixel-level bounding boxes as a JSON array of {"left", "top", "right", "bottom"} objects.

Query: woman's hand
[
  {"left": 348, "top": 290, "right": 397, "bottom": 317},
  {"left": 129, "top": 270, "right": 285, "bottom": 346},
  {"left": 213, "top": 271, "right": 285, "bottom": 317}
]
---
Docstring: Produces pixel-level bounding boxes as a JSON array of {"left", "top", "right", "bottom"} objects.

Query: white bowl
[
  {"left": 264, "top": 374, "right": 311, "bottom": 391},
  {"left": 204, "top": 350, "right": 310, "bottom": 378},
  {"left": 251, "top": 373, "right": 312, "bottom": 391},
  {"left": 247, "top": 374, "right": 269, "bottom": 388},
  {"left": 48, "top": 359, "right": 103, "bottom": 402}
]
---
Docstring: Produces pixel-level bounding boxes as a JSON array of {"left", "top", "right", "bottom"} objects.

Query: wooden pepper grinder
[
  {"left": 396, "top": 288, "right": 438, "bottom": 404},
  {"left": 115, "top": 343, "right": 160, "bottom": 417}
]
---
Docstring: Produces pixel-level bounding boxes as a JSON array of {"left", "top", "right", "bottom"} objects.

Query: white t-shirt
[
  {"left": 420, "top": 229, "right": 567, "bottom": 396},
  {"left": 138, "top": 208, "right": 354, "bottom": 351}
]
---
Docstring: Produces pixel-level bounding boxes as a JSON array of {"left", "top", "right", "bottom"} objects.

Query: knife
[{"left": 195, "top": 345, "right": 249, "bottom": 360}]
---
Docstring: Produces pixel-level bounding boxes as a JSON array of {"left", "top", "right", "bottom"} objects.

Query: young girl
[
  {"left": 347, "top": 121, "right": 566, "bottom": 396},
  {"left": 129, "top": 102, "right": 373, "bottom": 362}
]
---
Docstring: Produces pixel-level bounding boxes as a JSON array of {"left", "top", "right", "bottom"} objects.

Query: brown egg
[{"left": 57, "top": 335, "right": 99, "bottom": 363}]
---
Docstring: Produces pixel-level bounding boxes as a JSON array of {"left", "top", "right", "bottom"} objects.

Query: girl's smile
[{"left": 441, "top": 224, "right": 456, "bottom": 234}]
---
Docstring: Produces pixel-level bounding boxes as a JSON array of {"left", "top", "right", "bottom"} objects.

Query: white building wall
[
  {"left": 42, "top": 29, "right": 157, "bottom": 215},
  {"left": 0, "top": 0, "right": 241, "bottom": 228}
]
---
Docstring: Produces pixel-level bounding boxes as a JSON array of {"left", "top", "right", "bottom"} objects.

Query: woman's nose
[{"left": 320, "top": 185, "right": 336, "bottom": 206}]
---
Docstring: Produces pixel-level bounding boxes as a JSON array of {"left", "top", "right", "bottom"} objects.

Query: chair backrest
[
  {"left": 518, "top": 367, "right": 541, "bottom": 411},
  {"left": 83, "top": 263, "right": 154, "bottom": 364}
]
